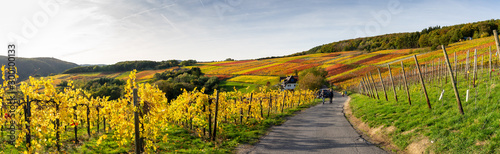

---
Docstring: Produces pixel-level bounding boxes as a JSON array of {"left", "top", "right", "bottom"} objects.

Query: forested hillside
[{"left": 294, "top": 19, "right": 500, "bottom": 55}]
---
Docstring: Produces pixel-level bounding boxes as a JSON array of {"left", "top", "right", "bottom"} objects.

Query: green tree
[{"left": 297, "top": 67, "right": 328, "bottom": 90}]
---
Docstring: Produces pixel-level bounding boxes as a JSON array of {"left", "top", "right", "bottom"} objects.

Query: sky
[{"left": 0, "top": 0, "right": 499, "bottom": 64}]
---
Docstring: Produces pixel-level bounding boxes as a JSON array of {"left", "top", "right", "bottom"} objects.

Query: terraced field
[
  {"left": 197, "top": 36, "right": 498, "bottom": 89},
  {"left": 46, "top": 36, "right": 498, "bottom": 91}
]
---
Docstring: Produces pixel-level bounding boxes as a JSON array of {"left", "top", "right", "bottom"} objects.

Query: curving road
[{"left": 244, "top": 92, "right": 387, "bottom": 154}]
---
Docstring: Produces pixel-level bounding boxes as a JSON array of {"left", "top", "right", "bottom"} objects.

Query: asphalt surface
[{"left": 246, "top": 92, "right": 387, "bottom": 154}]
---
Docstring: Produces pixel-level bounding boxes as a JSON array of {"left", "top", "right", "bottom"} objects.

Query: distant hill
[{"left": 0, "top": 56, "right": 78, "bottom": 81}]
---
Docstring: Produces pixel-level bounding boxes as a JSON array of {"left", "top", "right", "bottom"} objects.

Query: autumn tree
[{"left": 297, "top": 67, "right": 328, "bottom": 90}]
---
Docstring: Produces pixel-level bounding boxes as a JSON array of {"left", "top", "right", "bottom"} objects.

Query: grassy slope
[{"left": 350, "top": 70, "right": 500, "bottom": 153}]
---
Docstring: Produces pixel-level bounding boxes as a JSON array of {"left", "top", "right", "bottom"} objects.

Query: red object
[
  {"left": 71, "top": 122, "right": 78, "bottom": 126},
  {"left": 4, "top": 113, "right": 11, "bottom": 119}
]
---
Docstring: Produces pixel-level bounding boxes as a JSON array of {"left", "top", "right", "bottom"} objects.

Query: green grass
[
  {"left": 219, "top": 81, "right": 260, "bottom": 93},
  {"left": 350, "top": 71, "right": 500, "bottom": 153}
]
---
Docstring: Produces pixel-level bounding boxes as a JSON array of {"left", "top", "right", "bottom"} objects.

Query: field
[
  {"left": 6, "top": 33, "right": 499, "bottom": 153},
  {"left": 42, "top": 36, "right": 498, "bottom": 92},
  {"left": 194, "top": 36, "right": 498, "bottom": 90}
]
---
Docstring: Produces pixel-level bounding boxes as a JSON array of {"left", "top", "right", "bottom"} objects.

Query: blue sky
[{"left": 1, "top": 0, "right": 499, "bottom": 64}]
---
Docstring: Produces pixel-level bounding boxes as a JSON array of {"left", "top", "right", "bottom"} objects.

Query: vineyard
[
  {"left": 348, "top": 31, "right": 500, "bottom": 153},
  {"left": 0, "top": 69, "right": 317, "bottom": 153}
]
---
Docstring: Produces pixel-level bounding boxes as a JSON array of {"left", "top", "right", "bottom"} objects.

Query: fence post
[
  {"left": 73, "top": 104, "right": 78, "bottom": 144},
  {"left": 247, "top": 93, "right": 253, "bottom": 121},
  {"left": 377, "top": 68, "right": 388, "bottom": 101},
  {"left": 260, "top": 99, "right": 263, "bottom": 118},
  {"left": 387, "top": 64, "right": 398, "bottom": 102},
  {"left": 473, "top": 49, "right": 478, "bottom": 88},
  {"left": 466, "top": 50, "right": 470, "bottom": 88},
  {"left": 368, "top": 73, "right": 380, "bottom": 100},
  {"left": 213, "top": 91, "right": 219, "bottom": 141},
  {"left": 281, "top": 92, "right": 285, "bottom": 113},
  {"left": 360, "top": 78, "right": 371, "bottom": 97},
  {"left": 490, "top": 46, "right": 492, "bottom": 82},
  {"left": 268, "top": 94, "right": 271, "bottom": 118},
  {"left": 494, "top": 30, "right": 500, "bottom": 61},
  {"left": 362, "top": 78, "right": 371, "bottom": 98},
  {"left": 454, "top": 52, "right": 458, "bottom": 81},
  {"left": 26, "top": 96, "right": 31, "bottom": 147},
  {"left": 442, "top": 45, "right": 464, "bottom": 115},
  {"left": 414, "top": 55, "right": 432, "bottom": 110},
  {"left": 401, "top": 61, "right": 411, "bottom": 105},
  {"left": 86, "top": 105, "right": 90, "bottom": 137},
  {"left": 133, "top": 88, "right": 141, "bottom": 154},
  {"left": 240, "top": 98, "right": 243, "bottom": 124},
  {"left": 208, "top": 99, "right": 212, "bottom": 139}
]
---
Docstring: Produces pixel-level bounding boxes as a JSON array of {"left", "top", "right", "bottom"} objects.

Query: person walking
[
  {"left": 321, "top": 90, "right": 325, "bottom": 104},
  {"left": 329, "top": 89, "right": 334, "bottom": 104}
]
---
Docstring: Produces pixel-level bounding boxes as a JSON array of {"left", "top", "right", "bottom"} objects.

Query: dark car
[{"left": 316, "top": 88, "right": 331, "bottom": 98}]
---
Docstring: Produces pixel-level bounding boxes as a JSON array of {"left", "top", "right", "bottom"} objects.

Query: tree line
[{"left": 292, "top": 19, "right": 500, "bottom": 55}]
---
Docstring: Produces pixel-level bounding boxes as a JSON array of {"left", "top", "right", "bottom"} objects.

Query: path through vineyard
[{"left": 243, "top": 92, "right": 386, "bottom": 154}]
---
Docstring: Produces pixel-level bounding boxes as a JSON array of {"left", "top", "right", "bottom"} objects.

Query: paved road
[{"left": 245, "top": 92, "right": 387, "bottom": 154}]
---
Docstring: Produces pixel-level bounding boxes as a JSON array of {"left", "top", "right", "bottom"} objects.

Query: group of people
[{"left": 319, "top": 89, "right": 347, "bottom": 104}]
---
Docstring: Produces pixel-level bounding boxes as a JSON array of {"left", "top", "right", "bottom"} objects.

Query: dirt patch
[
  {"left": 475, "top": 140, "right": 488, "bottom": 146},
  {"left": 406, "top": 137, "right": 431, "bottom": 154},
  {"left": 236, "top": 144, "right": 253, "bottom": 154},
  {"left": 386, "top": 126, "right": 397, "bottom": 134},
  {"left": 402, "top": 129, "right": 415, "bottom": 135}
]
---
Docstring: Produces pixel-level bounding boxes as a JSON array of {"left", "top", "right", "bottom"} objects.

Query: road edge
[{"left": 342, "top": 97, "right": 402, "bottom": 154}]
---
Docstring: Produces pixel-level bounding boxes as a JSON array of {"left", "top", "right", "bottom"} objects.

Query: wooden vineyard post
[
  {"left": 213, "top": 91, "right": 219, "bottom": 141},
  {"left": 482, "top": 55, "right": 484, "bottom": 75},
  {"left": 401, "top": 62, "right": 411, "bottom": 105},
  {"left": 360, "top": 79, "right": 368, "bottom": 97},
  {"left": 73, "top": 104, "right": 78, "bottom": 144},
  {"left": 268, "top": 94, "right": 271, "bottom": 118},
  {"left": 240, "top": 98, "right": 243, "bottom": 124},
  {"left": 86, "top": 105, "right": 90, "bottom": 137},
  {"left": 377, "top": 68, "right": 389, "bottom": 101},
  {"left": 473, "top": 49, "right": 478, "bottom": 88},
  {"left": 281, "top": 93, "right": 285, "bottom": 113},
  {"left": 455, "top": 52, "right": 458, "bottom": 81},
  {"left": 439, "top": 61, "right": 442, "bottom": 85},
  {"left": 133, "top": 88, "right": 141, "bottom": 154},
  {"left": 490, "top": 46, "right": 492, "bottom": 82},
  {"left": 208, "top": 99, "right": 212, "bottom": 139},
  {"left": 466, "top": 50, "right": 470, "bottom": 88},
  {"left": 368, "top": 72, "right": 380, "bottom": 100},
  {"left": 494, "top": 30, "right": 500, "bottom": 62},
  {"left": 25, "top": 96, "right": 32, "bottom": 147},
  {"left": 362, "top": 77, "right": 373, "bottom": 98},
  {"left": 414, "top": 55, "right": 432, "bottom": 110},
  {"left": 359, "top": 81, "right": 366, "bottom": 95},
  {"left": 442, "top": 45, "right": 464, "bottom": 115},
  {"left": 298, "top": 90, "right": 301, "bottom": 106},
  {"left": 388, "top": 64, "right": 398, "bottom": 102},
  {"left": 247, "top": 93, "right": 253, "bottom": 121},
  {"left": 260, "top": 99, "right": 263, "bottom": 118}
]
